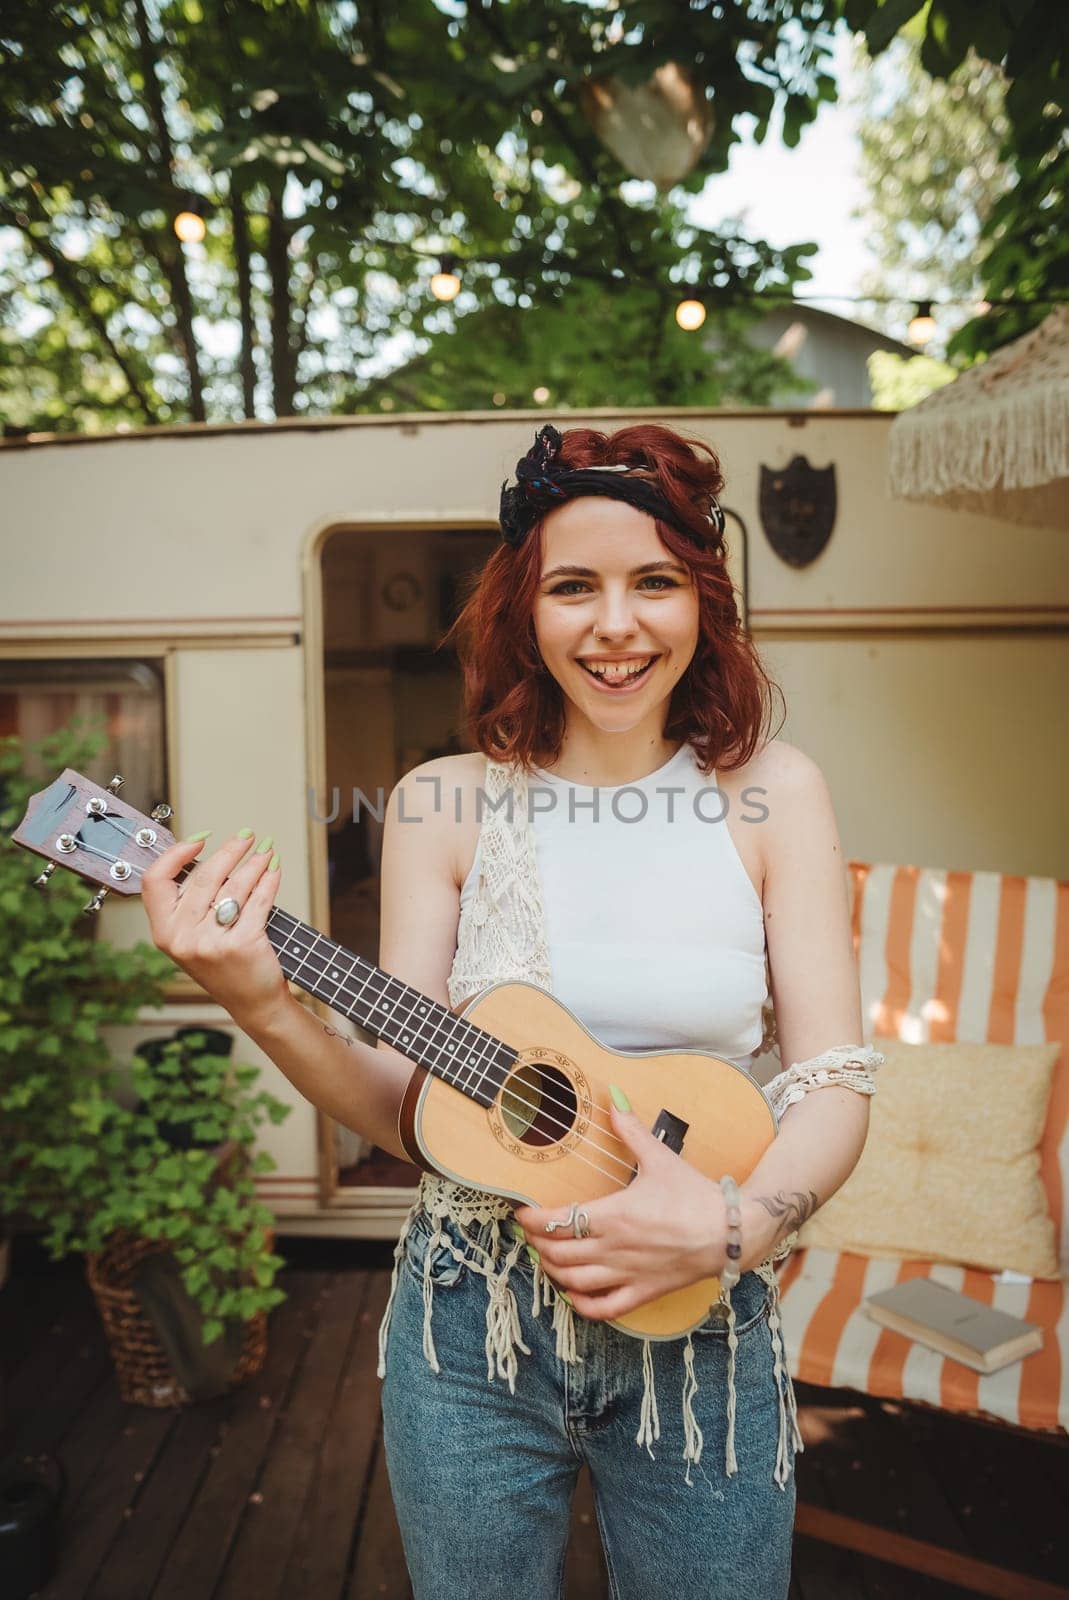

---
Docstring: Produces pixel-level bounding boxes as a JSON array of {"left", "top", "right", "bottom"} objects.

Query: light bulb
[
  {"left": 174, "top": 209, "right": 206, "bottom": 244},
  {"left": 908, "top": 300, "right": 936, "bottom": 346},
  {"left": 675, "top": 298, "right": 706, "bottom": 331},
  {"left": 430, "top": 270, "right": 461, "bottom": 302}
]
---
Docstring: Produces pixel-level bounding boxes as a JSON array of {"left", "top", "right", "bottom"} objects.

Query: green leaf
[{"left": 865, "top": 0, "right": 927, "bottom": 57}]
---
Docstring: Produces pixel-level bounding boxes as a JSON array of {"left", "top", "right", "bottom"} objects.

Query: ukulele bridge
[{"left": 651, "top": 1108, "right": 689, "bottom": 1155}]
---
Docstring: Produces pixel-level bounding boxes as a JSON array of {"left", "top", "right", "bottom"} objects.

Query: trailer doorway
[{"left": 317, "top": 523, "right": 497, "bottom": 1203}]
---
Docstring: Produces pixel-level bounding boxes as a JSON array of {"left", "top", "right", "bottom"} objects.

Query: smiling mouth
[{"left": 577, "top": 656, "right": 659, "bottom": 685}]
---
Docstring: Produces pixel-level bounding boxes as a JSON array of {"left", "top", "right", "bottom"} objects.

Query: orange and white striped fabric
[{"left": 775, "top": 862, "right": 1069, "bottom": 1434}]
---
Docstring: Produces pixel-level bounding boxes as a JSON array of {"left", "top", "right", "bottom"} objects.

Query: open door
[{"left": 318, "top": 523, "right": 497, "bottom": 1207}]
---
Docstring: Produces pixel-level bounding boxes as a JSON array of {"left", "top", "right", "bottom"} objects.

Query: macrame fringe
[
  {"left": 463, "top": 1216, "right": 532, "bottom": 1390},
  {"left": 767, "top": 1273, "right": 805, "bottom": 1488},
  {"left": 380, "top": 1188, "right": 811, "bottom": 1490},
  {"left": 889, "top": 377, "right": 1069, "bottom": 498},
  {"left": 681, "top": 1335, "right": 703, "bottom": 1486},
  {"left": 723, "top": 1287, "right": 739, "bottom": 1476},
  {"left": 635, "top": 1336, "right": 661, "bottom": 1459},
  {"left": 377, "top": 1188, "right": 424, "bottom": 1380}
]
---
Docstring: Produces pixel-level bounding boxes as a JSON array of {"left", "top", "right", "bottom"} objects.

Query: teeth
[{"left": 584, "top": 658, "right": 652, "bottom": 680}]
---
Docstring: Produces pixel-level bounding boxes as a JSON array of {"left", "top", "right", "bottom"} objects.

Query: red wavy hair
[{"left": 441, "top": 422, "right": 785, "bottom": 776}]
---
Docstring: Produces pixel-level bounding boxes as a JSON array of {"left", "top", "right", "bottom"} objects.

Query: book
[{"left": 861, "top": 1278, "right": 1043, "bottom": 1374}]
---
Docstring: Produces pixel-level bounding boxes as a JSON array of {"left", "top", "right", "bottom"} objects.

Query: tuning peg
[
  {"left": 33, "top": 862, "right": 57, "bottom": 889},
  {"left": 84, "top": 886, "right": 110, "bottom": 915},
  {"left": 150, "top": 802, "right": 173, "bottom": 822},
  {"left": 106, "top": 775, "right": 124, "bottom": 794}
]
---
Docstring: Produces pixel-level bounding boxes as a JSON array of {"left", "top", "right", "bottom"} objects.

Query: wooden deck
[{"left": 2, "top": 1235, "right": 1066, "bottom": 1600}]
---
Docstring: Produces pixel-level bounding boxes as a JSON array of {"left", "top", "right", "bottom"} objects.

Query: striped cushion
[
  {"left": 851, "top": 862, "right": 1069, "bottom": 1269},
  {"left": 777, "top": 862, "right": 1069, "bottom": 1433},
  {"left": 777, "top": 1246, "right": 1067, "bottom": 1433}
]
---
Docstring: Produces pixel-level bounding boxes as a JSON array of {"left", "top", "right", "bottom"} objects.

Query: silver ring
[
  {"left": 212, "top": 896, "right": 241, "bottom": 928},
  {"left": 574, "top": 1207, "right": 591, "bottom": 1239},
  {"left": 546, "top": 1203, "right": 579, "bottom": 1237}
]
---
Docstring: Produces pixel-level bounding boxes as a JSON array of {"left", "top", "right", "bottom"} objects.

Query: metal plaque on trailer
[{"left": 759, "top": 456, "right": 837, "bottom": 567}]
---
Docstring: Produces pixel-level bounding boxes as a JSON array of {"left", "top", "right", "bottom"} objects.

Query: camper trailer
[{"left": 2, "top": 408, "right": 1065, "bottom": 1237}]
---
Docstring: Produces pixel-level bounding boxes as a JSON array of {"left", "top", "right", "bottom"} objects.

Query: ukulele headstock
[{"left": 10, "top": 769, "right": 176, "bottom": 913}]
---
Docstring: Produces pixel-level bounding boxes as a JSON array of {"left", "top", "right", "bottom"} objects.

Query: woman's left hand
[{"left": 511, "top": 1100, "right": 728, "bottom": 1321}]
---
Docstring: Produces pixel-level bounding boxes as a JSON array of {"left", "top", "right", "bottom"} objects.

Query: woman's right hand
[{"left": 141, "top": 830, "right": 291, "bottom": 1031}]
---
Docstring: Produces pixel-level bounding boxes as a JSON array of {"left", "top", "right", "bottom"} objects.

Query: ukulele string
[
  {"left": 81, "top": 830, "right": 656, "bottom": 1185},
  {"left": 87, "top": 829, "right": 641, "bottom": 1168},
  {"left": 263, "top": 911, "right": 642, "bottom": 1182},
  {"left": 71, "top": 836, "right": 643, "bottom": 1190}
]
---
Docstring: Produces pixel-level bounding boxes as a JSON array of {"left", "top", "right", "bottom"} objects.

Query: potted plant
[
  {"left": 80, "top": 1026, "right": 292, "bottom": 1404},
  {"left": 0, "top": 725, "right": 290, "bottom": 1404}
]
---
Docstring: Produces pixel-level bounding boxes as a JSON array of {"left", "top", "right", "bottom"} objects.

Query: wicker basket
[{"left": 86, "top": 1229, "right": 270, "bottom": 1408}]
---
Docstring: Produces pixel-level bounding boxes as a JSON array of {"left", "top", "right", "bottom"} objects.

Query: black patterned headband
[{"left": 498, "top": 423, "right": 726, "bottom": 550}]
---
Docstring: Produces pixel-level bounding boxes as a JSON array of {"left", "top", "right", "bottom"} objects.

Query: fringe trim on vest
[{"left": 377, "top": 1179, "right": 807, "bottom": 1486}]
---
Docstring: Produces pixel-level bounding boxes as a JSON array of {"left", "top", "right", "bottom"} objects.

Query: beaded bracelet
[{"left": 719, "top": 1174, "right": 743, "bottom": 1296}]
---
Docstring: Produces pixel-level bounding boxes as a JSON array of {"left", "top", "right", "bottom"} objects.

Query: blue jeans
[{"left": 380, "top": 1209, "right": 797, "bottom": 1600}]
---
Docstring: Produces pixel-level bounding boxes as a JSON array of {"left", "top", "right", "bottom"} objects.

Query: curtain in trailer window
[{"left": 0, "top": 658, "right": 166, "bottom": 806}]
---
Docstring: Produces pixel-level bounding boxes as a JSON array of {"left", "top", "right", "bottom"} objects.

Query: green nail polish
[
  {"left": 255, "top": 835, "right": 274, "bottom": 855},
  {"left": 184, "top": 829, "right": 212, "bottom": 843},
  {"left": 237, "top": 827, "right": 254, "bottom": 839},
  {"left": 508, "top": 1222, "right": 540, "bottom": 1262},
  {"left": 269, "top": 853, "right": 280, "bottom": 871},
  {"left": 609, "top": 1082, "right": 632, "bottom": 1112}
]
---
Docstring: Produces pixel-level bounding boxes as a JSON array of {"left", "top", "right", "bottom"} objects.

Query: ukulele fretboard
[{"left": 264, "top": 906, "right": 518, "bottom": 1107}]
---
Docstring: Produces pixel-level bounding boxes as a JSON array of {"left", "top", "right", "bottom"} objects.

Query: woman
[{"left": 143, "top": 421, "right": 882, "bottom": 1600}]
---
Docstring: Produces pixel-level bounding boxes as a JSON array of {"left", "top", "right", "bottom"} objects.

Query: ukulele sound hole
[{"left": 499, "top": 1062, "right": 578, "bottom": 1148}]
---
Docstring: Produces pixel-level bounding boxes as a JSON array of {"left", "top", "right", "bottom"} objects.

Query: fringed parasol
[{"left": 888, "top": 304, "right": 1069, "bottom": 530}]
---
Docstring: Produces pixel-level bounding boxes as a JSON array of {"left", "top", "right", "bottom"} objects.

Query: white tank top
[{"left": 458, "top": 741, "right": 768, "bottom": 1070}]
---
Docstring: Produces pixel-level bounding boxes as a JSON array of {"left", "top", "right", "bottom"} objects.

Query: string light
[
  {"left": 173, "top": 197, "right": 207, "bottom": 244},
  {"left": 429, "top": 252, "right": 461, "bottom": 302},
  {"left": 675, "top": 298, "right": 707, "bottom": 331},
  {"left": 741, "top": 291, "right": 1063, "bottom": 311},
  {"left": 907, "top": 299, "right": 937, "bottom": 345},
  {"left": 413, "top": 251, "right": 1062, "bottom": 319}
]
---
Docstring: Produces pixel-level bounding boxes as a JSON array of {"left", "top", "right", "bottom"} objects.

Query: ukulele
[{"left": 12, "top": 768, "right": 779, "bottom": 1340}]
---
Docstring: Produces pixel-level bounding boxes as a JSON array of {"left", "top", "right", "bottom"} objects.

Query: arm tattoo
[
  {"left": 322, "top": 1024, "right": 355, "bottom": 1048},
  {"left": 753, "top": 1188, "right": 819, "bottom": 1243}
]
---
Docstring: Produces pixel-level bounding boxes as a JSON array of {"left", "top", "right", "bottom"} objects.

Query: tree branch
[
  {"left": 462, "top": 4, "right": 649, "bottom": 289},
  {"left": 291, "top": 254, "right": 321, "bottom": 366},
  {"left": 351, "top": 344, "right": 443, "bottom": 406},
  {"left": 0, "top": 200, "right": 159, "bottom": 421},
  {"left": 230, "top": 182, "right": 257, "bottom": 418},
  {"left": 130, "top": 0, "right": 206, "bottom": 422},
  {"left": 266, "top": 188, "right": 297, "bottom": 416}
]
